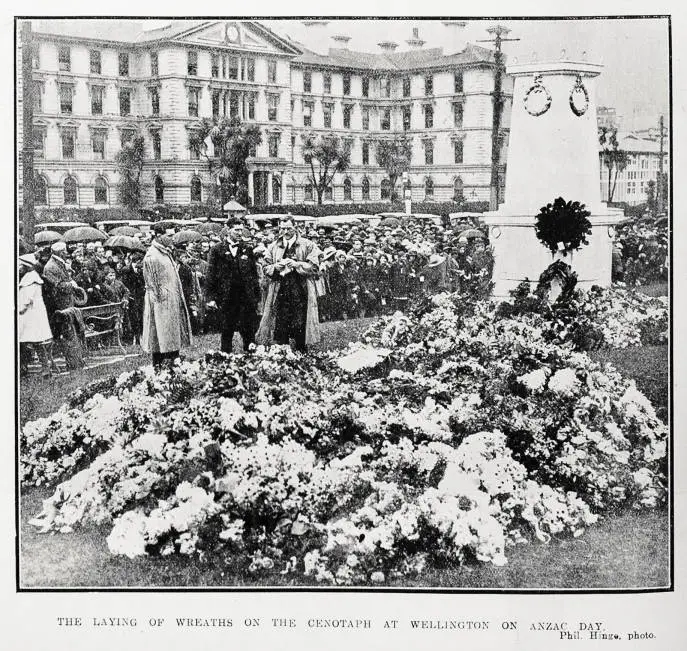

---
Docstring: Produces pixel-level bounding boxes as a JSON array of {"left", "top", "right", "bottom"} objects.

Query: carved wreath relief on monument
[
  {"left": 523, "top": 75, "right": 552, "bottom": 116},
  {"left": 569, "top": 75, "right": 589, "bottom": 116}
]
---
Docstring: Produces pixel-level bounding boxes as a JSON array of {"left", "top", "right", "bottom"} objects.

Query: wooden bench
[{"left": 79, "top": 301, "right": 127, "bottom": 356}]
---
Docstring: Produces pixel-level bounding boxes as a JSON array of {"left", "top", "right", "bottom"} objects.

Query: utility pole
[
  {"left": 21, "top": 20, "right": 35, "bottom": 244},
  {"left": 478, "top": 25, "right": 519, "bottom": 211},
  {"left": 656, "top": 114, "right": 666, "bottom": 215}
]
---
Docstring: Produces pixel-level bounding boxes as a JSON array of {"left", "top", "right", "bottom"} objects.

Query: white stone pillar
[
  {"left": 248, "top": 170, "right": 255, "bottom": 206},
  {"left": 267, "top": 170, "right": 273, "bottom": 205}
]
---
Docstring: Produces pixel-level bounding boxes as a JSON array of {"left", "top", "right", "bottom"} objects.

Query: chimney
[
  {"left": 442, "top": 20, "right": 467, "bottom": 55},
  {"left": 332, "top": 34, "right": 351, "bottom": 50},
  {"left": 378, "top": 40, "right": 398, "bottom": 52},
  {"left": 301, "top": 20, "right": 330, "bottom": 54},
  {"left": 406, "top": 27, "right": 426, "bottom": 50}
]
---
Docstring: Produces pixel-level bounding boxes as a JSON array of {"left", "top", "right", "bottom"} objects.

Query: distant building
[
  {"left": 599, "top": 133, "right": 668, "bottom": 206},
  {"left": 17, "top": 19, "right": 512, "bottom": 213},
  {"left": 597, "top": 106, "right": 622, "bottom": 130}
]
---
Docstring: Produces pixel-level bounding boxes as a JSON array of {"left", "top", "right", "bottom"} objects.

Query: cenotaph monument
[{"left": 482, "top": 54, "right": 624, "bottom": 296}]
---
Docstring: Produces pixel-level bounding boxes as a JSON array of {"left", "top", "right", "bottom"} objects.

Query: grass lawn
[
  {"left": 20, "top": 480, "right": 669, "bottom": 589},
  {"left": 18, "top": 316, "right": 670, "bottom": 590},
  {"left": 589, "top": 345, "right": 668, "bottom": 423}
]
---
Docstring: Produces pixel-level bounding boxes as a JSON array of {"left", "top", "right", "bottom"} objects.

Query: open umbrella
[
  {"left": 34, "top": 230, "right": 63, "bottom": 245},
  {"left": 172, "top": 230, "right": 203, "bottom": 246},
  {"left": 104, "top": 235, "right": 145, "bottom": 252},
  {"left": 62, "top": 226, "right": 108, "bottom": 243},
  {"left": 456, "top": 228, "right": 486, "bottom": 240},
  {"left": 380, "top": 216, "right": 401, "bottom": 228},
  {"left": 109, "top": 225, "right": 140, "bottom": 236},
  {"left": 196, "top": 222, "right": 224, "bottom": 235}
]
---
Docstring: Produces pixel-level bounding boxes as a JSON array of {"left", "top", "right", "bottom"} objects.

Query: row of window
[
  {"left": 301, "top": 101, "right": 463, "bottom": 130},
  {"left": 43, "top": 45, "right": 468, "bottom": 100},
  {"left": 33, "top": 172, "right": 466, "bottom": 206},
  {"left": 32, "top": 174, "right": 204, "bottom": 206},
  {"left": 49, "top": 45, "right": 134, "bottom": 77},
  {"left": 35, "top": 126, "right": 465, "bottom": 165},
  {"left": 302, "top": 69, "right": 464, "bottom": 98},
  {"left": 302, "top": 176, "right": 465, "bottom": 201},
  {"left": 40, "top": 81, "right": 466, "bottom": 130},
  {"left": 33, "top": 128, "right": 153, "bottom": 160}
]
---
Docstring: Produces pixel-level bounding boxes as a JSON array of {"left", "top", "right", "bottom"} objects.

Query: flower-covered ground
[{"left": 20, "top": 288, "right": 669, "bottom": 586}]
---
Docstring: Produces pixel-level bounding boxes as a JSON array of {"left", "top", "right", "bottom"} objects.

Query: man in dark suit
[{"left": 206, "top": 221, "right": 260, "bottom": 353}]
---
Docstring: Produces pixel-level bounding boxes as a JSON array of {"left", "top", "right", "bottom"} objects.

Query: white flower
[
  {"left": 548, "top": 368, "right": 579, "bottom": 395},
  {"left": 518, "top": 368, "right": 548, "bottom": 392},
  {"left": 370, "top": 571, "right": 385, "bottom": 583}
]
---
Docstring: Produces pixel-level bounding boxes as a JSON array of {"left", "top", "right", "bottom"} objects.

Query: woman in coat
[
  {"left": 18, "top": 254, "right": 54, "bottom": 377},
  {"left": 256, "top": 218, "right": 320, "bottom": 351},
  {"left": 141, "top": 234, "right": 192, "bottom": 369}
]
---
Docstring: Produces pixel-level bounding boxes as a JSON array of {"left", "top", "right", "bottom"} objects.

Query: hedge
[
  {"left": 20, "top": 200, "right": 490, "bottom": 225},
  {"left": 249, "top": 200, "right": 490, "bottom": 218}
]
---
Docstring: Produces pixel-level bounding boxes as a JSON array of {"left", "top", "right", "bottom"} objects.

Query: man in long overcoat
[
  {"left": 141, "top": 231, "right": 192, "bottom": 369},
  {"left": 256, "top": 217, "right": 320, "bottom": 351},
  {"left": 206, "top": 223, "right": 261, "bottom": 353}
]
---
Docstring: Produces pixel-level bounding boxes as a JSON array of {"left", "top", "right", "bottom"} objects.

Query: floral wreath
[
  {"left": 535, "top": 259, "right": 578, "bottom": 302},
  {"left": 524, "top": 75, "right": 552, "bottom": 117},
  {"left": 535, "top": 197, "right": 592, "bottom": 257},
  {"left": 569, "top": 75, "right": 589, "bottom": 117}
]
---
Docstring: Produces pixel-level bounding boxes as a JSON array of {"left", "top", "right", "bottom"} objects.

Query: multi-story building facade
[
  {"left": 599, "top": 133, "right": 669, "bottom": 206},
  {"left": 17, "top": 19, "right": 511, "bottom": 213}
]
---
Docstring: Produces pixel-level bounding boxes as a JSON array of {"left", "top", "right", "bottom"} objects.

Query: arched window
[
  {"left": 154, "top": 175, "right": 164, "bottom": 203},
  {"left": 362, "top": 177, "right": 370, "bottom": 201},
  {"left": 380, "top": 178, "right": 391, "bottom": 200},
  {"left": 343, "top": 177, "right": 352, "bottom": 201},
  {"left": 424, "top": 177, "right": 434, "bottom": 200},
  {"left": 34, "top": 174, "right": 48, "bottom": 206},
  {"left": 63, "top": 176, "right": 77, "bottom": 205},
  {"left": 94, "top": 177, "right": 108, "bottom": 204},
  {"left": 190, "top": 176, "right": 202, "bottom": 202},
  {"left": 304, "top": 181, "right": 313, "bottom": 202},
  {"left": 324, "top": 184, "right": 333, "bottom": 202},
  {"left": 453, "top": 176, "right": 464, "bottom": 202},
  {"left": 272, "top": 175, "right": 281, "bottom": 204}
]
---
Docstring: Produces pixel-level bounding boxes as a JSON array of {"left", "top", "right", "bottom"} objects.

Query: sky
[
  {"left": 261, "top": 18, "right": 670, "bottom": 132},
  {"left": 139, "top": 17, "right": 670, "bottom": 132}
]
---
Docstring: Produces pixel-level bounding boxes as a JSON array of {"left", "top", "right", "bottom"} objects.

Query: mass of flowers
[
  {"left": 21, "top": 288, "right": 668, "bottom": 585},
  {"left": 615, "top": 220, "right": 668, "bottom": 287}
]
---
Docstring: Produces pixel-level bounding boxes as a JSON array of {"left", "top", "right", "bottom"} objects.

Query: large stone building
[
  {"left": 599, "top": 132, "right": 669, "bottom": 207},
  {"left": 17, "top": 19, "right": 511, "bottom": 213}
]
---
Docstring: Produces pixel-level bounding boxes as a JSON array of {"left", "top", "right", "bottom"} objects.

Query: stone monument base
[{"left": 481, "top": 208, "right": 625, "bottom": 297}]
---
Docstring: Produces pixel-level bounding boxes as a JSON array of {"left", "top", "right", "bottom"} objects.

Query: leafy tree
[
  {"left": 115, "top": 135, "right": 146, "bottom": 210},
  {"left": 375, "top": 137, "right": 412, "bottom": 201},
  {"left": 189, "top": 116, "right": 262, "bottom": 207},
  {"left": 301, "top": 134, "right": 350, "bottom": 205},
  {"left": 599, "top": 127, "right": 629, "bottom": 203}
]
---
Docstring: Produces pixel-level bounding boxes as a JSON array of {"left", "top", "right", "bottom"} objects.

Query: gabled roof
[
  {"left": 293, "top": 42, "right": 497, "bottom": 71},
  {"left": 31, "top": 19, "right": 146, "bottom": 43},
  {"left": 30, "top": 19, "right": 301, "bottom": 54}
]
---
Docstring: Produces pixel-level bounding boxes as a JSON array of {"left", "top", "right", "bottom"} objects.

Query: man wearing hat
[
  {"left": 42, "top": 241, "right": 82, "bottom": 311},
  {"left": 206, "top": 221, "right": 261, "bottom": 353},
  {"left": 19, "top": 253, "right": 54, "bottom": 377},
  {"left": 316, "top": 246, "right": 337, "bottom": 322},
  {"left": 141, "top": 223, "right": 192, "bottom": 369}
]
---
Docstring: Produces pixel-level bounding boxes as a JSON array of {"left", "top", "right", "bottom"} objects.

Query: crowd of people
[{"left": 18, "top": 215, "right": 492, "bottom": 375}]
